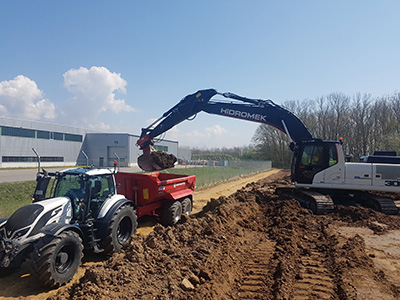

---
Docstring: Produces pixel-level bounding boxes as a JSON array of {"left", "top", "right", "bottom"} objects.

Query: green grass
[
  {"left": 0, "top": 181, "right": 37, "bottom": 218},
  {"left": 162, "top": 162, "right": 271, "bottom": 188}
]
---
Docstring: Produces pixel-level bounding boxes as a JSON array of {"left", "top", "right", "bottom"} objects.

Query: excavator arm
[{"left": 137, "top": 88, "right": 313, "bottom": 171}]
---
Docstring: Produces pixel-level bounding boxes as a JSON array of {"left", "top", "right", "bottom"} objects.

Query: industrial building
[
  {"left": 80, "top": 133, "right": 178, "bottom": 168},
  {"left": 0, "top": 116, "right": 180, "bottom": 168}
]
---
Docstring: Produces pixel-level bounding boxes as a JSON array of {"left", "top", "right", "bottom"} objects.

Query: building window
[
  {"left": 0, "top": 126, "right": 82, "bottom": 142},
  {"left": 2, "top": 156, "right": 64, "bottom": 162},
  {"left": 1, "top": 126, "right": 35, "bottom": 138},
  {"left": 37, "top": 130, "right": 51, "bottom": 139},
  {"left": 154, "top": 145, "right": 168, "bottom": 152},
  {"left": 53, "top": 132, "right": 64, "bottom": 140},
  {"left": 65, "top": 133, "right": 83, "bottom": 142}
]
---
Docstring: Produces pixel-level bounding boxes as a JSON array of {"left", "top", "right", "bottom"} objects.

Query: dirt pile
[
  {"left": 151, "top": 151, "right": 177, "bottom": 170},
  {"left": 50, "top": 172, "right": 400, "bottom": 300}
]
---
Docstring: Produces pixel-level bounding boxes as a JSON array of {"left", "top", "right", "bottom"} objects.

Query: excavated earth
[
  {"left": 2, "top": 170, "right": 400, "bottom": 299},
  {"left": 150, "top": 151, "right": 177, "bottom": 169}
]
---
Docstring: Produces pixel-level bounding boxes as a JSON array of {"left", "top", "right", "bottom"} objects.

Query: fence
[{"left": 163, "top": 160, "right": 272, "bottom": 189}]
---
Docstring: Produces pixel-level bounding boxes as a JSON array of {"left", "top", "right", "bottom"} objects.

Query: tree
[{"left": 251, "top": 91, "right": 400, "bottom": 167}]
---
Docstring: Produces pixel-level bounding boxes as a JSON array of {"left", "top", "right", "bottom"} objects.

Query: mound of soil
[
  {"left": 49, "top": 172, "right": 400, "bottom": 300},
  {"left": 151, "top": 151, "right": 177, "bottom": 169}
]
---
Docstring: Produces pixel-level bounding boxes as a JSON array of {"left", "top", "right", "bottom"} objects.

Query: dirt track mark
[
  {"left": 238, "top": 239, "right": 275, "bottom": 299},
  {"left": 291, "top": 229, "right": 336, "bottom": 300},
  {"left": 256, "top": 195, "right": 344, "bottom": 300}
]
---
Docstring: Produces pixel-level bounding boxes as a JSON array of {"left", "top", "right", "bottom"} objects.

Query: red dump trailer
[{"left": 115, "top": 172, "right": 196, "bottom": 225}]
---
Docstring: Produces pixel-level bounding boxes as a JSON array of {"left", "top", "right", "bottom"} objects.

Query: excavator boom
[{"left": 137, "top": 89, "right": 312, "bottom": 171}]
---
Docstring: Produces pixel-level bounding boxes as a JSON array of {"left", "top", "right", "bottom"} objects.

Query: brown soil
[
  {"left": 151, "top": 151, "right": 177, "bottom": 169},
  {"left": 2, "top": 170, "right": 400, "bottom": 299}
]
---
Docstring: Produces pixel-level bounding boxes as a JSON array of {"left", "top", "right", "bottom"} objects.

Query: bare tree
[
  {"left": 327, "top": 93, "right": 350, "bottom": 141},
  {"left": 251, "top": 91, "right": 400, "bottom": 166},
  {"left": 346, "top": 93, "right": 372, "bottom": 158}
]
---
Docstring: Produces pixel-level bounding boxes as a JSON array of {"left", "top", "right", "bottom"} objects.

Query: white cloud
[
  {"left": 62, "top": 66, "right": 134, "bottom": 127},
  {"left": 0, "top": 75, "right": 56, "bottom": 120},
  {"left": 205, "top": 124, "right": 227, "bottom": 135},
  {"left": 166, "top": 124, "right": 228, "bottom": 147},
  {"left": 0, "top": 105, "right": 7, "bottom": 114},
  {"left": 88, "top": 122, "right": 111, "bottom": 131},
  {"left": 144, "top": 118, "right": 158, "bottom": 127}
]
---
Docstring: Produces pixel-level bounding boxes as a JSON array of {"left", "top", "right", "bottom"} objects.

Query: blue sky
[{"left": 1, "top": 1, "right": 400, "bottom": 148}]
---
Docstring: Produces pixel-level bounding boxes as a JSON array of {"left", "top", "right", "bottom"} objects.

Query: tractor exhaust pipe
[
  {"left": 81, "top": 150, "right": 89, "bottom": 168},
  {"left": 32, "top": 148, "right": 41, "bottom": 174}
]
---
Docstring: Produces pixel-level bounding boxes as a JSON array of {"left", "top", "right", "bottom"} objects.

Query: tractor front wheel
[{"left": 30, "top": 231, "right": 83, "bottom": 287}]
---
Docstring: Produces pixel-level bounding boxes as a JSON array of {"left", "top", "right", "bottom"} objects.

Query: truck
[
  {"left": 136, "top": 88, "right": 400, "bottom": 215},
  {"left": 0, "top": 167, "right": 195, "bottom": 287}
]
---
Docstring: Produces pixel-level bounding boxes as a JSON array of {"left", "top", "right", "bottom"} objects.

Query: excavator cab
[{"left": 292, "top": 140, "right": 339, "bottom": 184}]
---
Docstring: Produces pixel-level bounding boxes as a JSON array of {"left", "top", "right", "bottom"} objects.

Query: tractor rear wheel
[
  {"left": 101, "top": 205, "right": 137, "bottom": 255},
  {"left": 30, "top": 231, "right": 83, "bottom": 287}
]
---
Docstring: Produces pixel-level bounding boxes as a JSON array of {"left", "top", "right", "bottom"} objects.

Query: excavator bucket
[
  {"left": 138, "top": 151, "right": 163, "bottom": 172},
  {"left": 138, "top": 150, "right": 177, "bottom": 172}
]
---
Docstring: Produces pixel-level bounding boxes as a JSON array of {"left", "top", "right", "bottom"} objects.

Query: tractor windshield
[
  {"left": 54, "top": 174, "right": 86, "bottom": 199},
  {"left": 87, "top": 175, "right": 115, "bottom": 200},
  {"left": 86, "top": 174, "right": 116, "bottom": 218},
  {"left": 54, "top": 173, "right": 116, "bottom": 219}
]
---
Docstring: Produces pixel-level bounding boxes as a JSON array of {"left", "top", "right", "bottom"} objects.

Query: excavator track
[
  {"left": 376, "top": 198, "right": 399, "bottom": 215},
  {"left": 357, "top": 193, "right": 399, "bottom": 215},
  {"left": 276, "top": 187, "right": 334, "bottom": 215},
  {"left": 276, "top": 187, "right": 399, "bottom": 215}
]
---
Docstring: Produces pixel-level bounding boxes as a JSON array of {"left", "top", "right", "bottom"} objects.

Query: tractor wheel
[
  {"left": 0, "top": 266, "right": 18, "bottom": 276},
  {"left": 30, "top": 231, "right": 83, "bottom": 287},
  {"left": 309, "top": 199, "right": 317, "bottom": 214},
  {"left": 181, "top": 197, "right": 192, "bottom": 216},
  {"left": 101, "top": 205, "right": 137, "bottom": 255},
  {"left": 161, "top": 201, "right": 183, "bottom": 226}
]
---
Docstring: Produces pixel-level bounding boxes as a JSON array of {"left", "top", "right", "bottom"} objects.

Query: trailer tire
[
  {"left": 30, "top": 231, "right": 83, "bottom": 287},
  {"left": 161, "top": 201, "right": 182, "bottom": 226},
  {"left": 102, "top": 205, "right": 137, "bottom": 255},
  {"left": 181, "top": 197, "right": 192, "bottom": 216}
]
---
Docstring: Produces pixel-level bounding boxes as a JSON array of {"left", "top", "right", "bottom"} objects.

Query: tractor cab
[{"left": 33, "top": 168, "right": 117, "bottom": 220}]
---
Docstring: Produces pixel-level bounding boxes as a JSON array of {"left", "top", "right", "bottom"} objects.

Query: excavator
[{"left": 136, "top": 89, "right": 400, "bottom": 215}]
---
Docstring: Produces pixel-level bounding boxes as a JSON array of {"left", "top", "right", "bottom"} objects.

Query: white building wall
[
  {"left": 0, "top": 116, "right": 88, "bottom": 168},
  {"left": 82, "top": 133, "right": 178, "bottom": 167},
  {"left": 0, "top": 117, "right": 180, "bottom": 169}
]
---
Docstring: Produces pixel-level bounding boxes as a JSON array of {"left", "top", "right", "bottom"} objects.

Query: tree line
[{"left": 252, "top": 92, "right": 400, "bottom": 168}]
